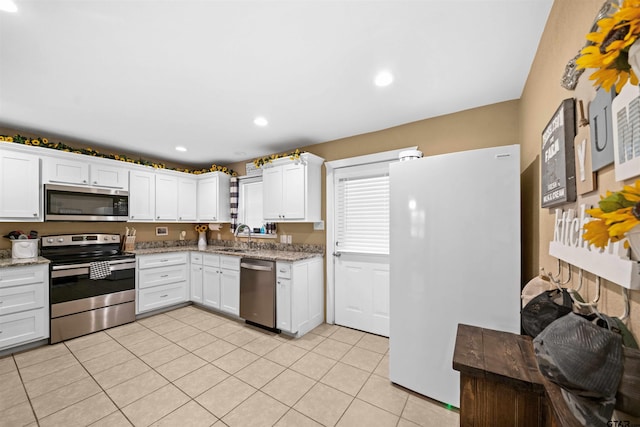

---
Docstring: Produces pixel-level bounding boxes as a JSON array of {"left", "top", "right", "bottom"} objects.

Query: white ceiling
[{"left": 0, "top": 0, "right": 553, "bottom": 167}]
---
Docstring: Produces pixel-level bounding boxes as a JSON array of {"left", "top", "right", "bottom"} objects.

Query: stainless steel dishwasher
[{"left": 239, "top": 258, "right": 277, "bottom": 329}]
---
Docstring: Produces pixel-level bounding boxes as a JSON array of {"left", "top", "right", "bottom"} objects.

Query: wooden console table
[{"left": 452, "top": 324, "right": 584, "bottom": 427}]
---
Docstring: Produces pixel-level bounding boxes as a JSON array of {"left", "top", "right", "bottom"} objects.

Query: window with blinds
[{"left": 335, "top": 170, "right": 390, "bottom": 255}]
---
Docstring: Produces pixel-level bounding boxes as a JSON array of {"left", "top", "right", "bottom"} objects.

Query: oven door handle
[{"left": 51, "top": 262, "right": 135, "bottom": 278}]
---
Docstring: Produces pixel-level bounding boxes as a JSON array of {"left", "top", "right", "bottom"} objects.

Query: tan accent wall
[{"left": 520, "top": 0, "right": 638, "bottom": 336}]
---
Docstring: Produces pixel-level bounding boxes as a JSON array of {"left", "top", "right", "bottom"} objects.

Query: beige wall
[{"left": 520, "top": 0, "right": 639, "bottom": 336}]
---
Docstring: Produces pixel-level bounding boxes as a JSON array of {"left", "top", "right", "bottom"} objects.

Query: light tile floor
[{"left": 0, "top": 306, "right": 459, "bottom": 427}]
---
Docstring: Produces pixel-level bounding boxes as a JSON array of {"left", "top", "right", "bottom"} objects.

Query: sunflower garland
[
  {"left": 576, "top": 0, "right": 640, "bottom": 92},
  {"left": 252, "top": 149, "right": 303, "bottom": 168},
  {"left": 0, "top": 134, "right": 237, "bottom": 176},
  {"left": 583, "top": 180, "right": 640, "bottom": 249}
]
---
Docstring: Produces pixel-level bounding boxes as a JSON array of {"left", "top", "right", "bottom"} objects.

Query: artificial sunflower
[
  {"left": 577, "top": 0, "right": 640, "bottom": 92},
  {"left": 583, "top": 180, "right": 640, "bottom": 249},
  {"left": 195, "top": 224, "right": 208, "bottom": 233}
]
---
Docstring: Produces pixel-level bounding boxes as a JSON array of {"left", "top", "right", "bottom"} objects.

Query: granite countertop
[
  {"left": 0, "top": 256, "right": 50, "bottom": 269},
  {"left": 129, "top": 245, "right": 324, "bottom": 262}
]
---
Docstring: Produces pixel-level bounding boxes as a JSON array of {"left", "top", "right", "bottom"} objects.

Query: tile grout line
[{"left": 10, "top": 353, "right": 41, "bottom": 427}]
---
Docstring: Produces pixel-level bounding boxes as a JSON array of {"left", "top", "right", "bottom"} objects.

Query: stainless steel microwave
[{"left": 44, "top": 184, "right": 129, "bottom": 221}]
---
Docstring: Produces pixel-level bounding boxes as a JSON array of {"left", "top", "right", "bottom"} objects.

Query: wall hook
[
  {"left": 620, "top": 288, "right": 630, "bottom": 321},
  {"left": 592, "top": 276, "right": 602, "bottom": 304}
]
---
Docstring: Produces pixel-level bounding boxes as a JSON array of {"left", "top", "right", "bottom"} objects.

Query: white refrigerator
[{"left": 389, "top": 144, "right": 521, "bottom": 408}]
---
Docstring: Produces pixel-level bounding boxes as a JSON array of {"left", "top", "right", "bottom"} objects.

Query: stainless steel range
[{"left": 41, "top": 233, "right": 136, "bottom": 344}]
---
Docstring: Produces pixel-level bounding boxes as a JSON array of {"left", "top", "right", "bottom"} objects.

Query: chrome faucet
[{"left": 234, "top": 224, "right": 252, "bottom": 246}]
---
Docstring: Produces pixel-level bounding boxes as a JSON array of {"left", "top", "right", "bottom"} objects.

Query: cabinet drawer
[
  {"left": 0, "top": 266, "right": 45, "bottom": 288},
  {"left": 0, "top": 309, "right": 47, "bottom": 350},
  {"left": 203, "top": 254, "right": 220, "bottom": 267},
  {"left": 220, "top": 255, "right": 240, "bottom": 271},
  {"left": 138, "top": 282, "right": 188, "bottom": 313},
  {"left": 190, "top": 252, "right": 204, "bottom": 265},
  {"left": 138, "top": 253, "right": 188, "bottom": 269},
  {"left": 0, "top": 284, "right": 45, "bottom": 316},
  {"left": 276, "top": 262, "right": 292, "bottom": 279},
  {"left": 138, "top": 265, "right": 188, "bottom": 289}
]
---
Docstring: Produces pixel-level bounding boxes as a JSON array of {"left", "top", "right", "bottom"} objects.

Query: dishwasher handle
[{"left": 240, "top": 262, "right": 273, "bottom": 272}]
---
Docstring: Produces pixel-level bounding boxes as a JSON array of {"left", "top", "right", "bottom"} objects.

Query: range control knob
[
  {"left": 57, "top": 238, "right": 64, "bottom": 243},
  {"left": 111, "top": 236, "right": 118, "bottom": 241},
  {"left": 47, "top": 238, "right": 54, "bottom": 243}
]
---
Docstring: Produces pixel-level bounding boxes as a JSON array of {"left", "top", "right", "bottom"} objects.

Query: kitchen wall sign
[
  {"left": 589, "top": 87, "right": 616, "bottom": 172},
  {"left": 574, "top": 100, "right": 596, "bottom": 195},
  {"left": 611, "top": 82, "right": 640, "bottom": 182},
  {"left": 541, "top": 98, "right": 577, "bottom": 208}
]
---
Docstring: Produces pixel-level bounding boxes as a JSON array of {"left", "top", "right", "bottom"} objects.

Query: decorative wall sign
[
  {"left": 611, "top": 83, "right": 640, "bottom": 181},
  {"left": 589, "top": 87, "right": 616, "bottom": 171},
  {"left": 574, "top": 100, "right": 596, "bottom": 195},
  {"left": 542, "top": 99, "right": 577, "bottom": 208}
]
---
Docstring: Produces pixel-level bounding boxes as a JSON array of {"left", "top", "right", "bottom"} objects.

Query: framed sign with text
[{"left": 541, "top": 98, "right": 577, "bottom": 208}]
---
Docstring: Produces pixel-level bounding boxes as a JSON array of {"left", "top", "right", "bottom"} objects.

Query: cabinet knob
[
  {"left": 83, "top": 180, "right": 87, "bottom": 183},
  {"left": 93, "top": 181, "right": 98, "bottom": 184},
  {"left": 179, "top": 217, "right": 182, "bottom": 220},
  {"left": 160, "top": 294, "right": 168, "bottom": 298},
  {"left": 212, "top": 217, "right": 216, "bottom": 221},
  {"left": 33, "top": 213, "right": 37, "bottom": 217}
]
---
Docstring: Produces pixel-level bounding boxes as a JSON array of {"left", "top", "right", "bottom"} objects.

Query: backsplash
[{"left": 135, "top": 239, "right": 325, "bottom": 254}]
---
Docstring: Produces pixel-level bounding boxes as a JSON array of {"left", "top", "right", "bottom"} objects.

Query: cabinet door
[
  {"left": 202, "top": 265, "right": 221, "bottom": 309},
  {"left": 220, "top": 268, "right": 240, "bottom": 316},
  {"left": 197, "top": 176, "right": 219, "bottom": 221},
  {"left": 155, "top": 174, "right": 178, "bottom": 221},
  {"left": 0, "top": 151, "right": 40, "bottom": 220},
  {"left": 129, "top": 170, "right": 155, "bottom": 221},
  {"left": 190, "top": 264, "right": 203, "bottom": 304},
  {"left": 262, "top": 166, "right": 283, "bottom": 220},
  {"left": 276, "top": 276, "right": 293, "bottom": 333},
  {"left": 281, "top": 163, "right": 305, "bottom": 219},
  {"left": 42, "top": 157, "right": 89, "bottom": 185},
  {"left": 178, "top": 177, "right": 197, "bottom": 221},
  {"left": 0, "top": 309, "right": 47, "bottom": 350},
  {"left": 90, "top": 163, "right": 128, "bottom": 189}
]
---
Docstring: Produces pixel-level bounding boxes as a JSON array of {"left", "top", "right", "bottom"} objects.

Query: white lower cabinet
[
  {"left": 192, "top": 253, "right": 240, "bottom": 316},
  {"left": 276, "top": 257, "right": 324, "bottom": 336},
  {"left": 190, "top": 253, "right": 204, "bottom": 304},
  {"left": 136, "top": 253, "right": 188, "bottom": 314},
  {"left": 0, "top": 264, "right": 49, "bottom": 351}
]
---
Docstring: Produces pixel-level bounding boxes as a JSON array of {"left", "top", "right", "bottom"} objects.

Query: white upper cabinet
[
  {"left": 197, "top": 172, "right": 230, "bottom": 222},
  {"left": 0, "top": 150, "right": 41, "bottom": 221},
  {"left": 177, "top": 177, "right": 197, "bottom": 222},
  {"left": 128, "top": 170, "right": 156, "bottom": 221},
  {"left": 155, "top": 173, "right": 178, "bottom": 221},
  {"left": 89, "top": 163, "right": 128, "bottom": 188},
  {"left": 43, "top": 156, "right": 128, "bottom": 189},
  {"left": 262, "top": 153, "right": 323, "bottom": 222}
]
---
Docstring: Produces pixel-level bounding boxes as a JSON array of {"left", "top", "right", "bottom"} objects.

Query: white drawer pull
[
  {"left": 160, "top": 274, "right": 169, "bottom": 278},
  {"left": 160, "top": 294, "right": 168, "bottom": 298},
  {"left": 160, "top": 259, "right": 169, "bottom": 262}
]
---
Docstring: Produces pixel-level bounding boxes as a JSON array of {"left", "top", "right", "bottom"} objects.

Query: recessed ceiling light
[
  {"left": 374, "top": 71, "right": 394, "bottom": 87},
  {"left": 175, "top": 146, "right": 187, "bottom": 152},
  {"left": 0, "top": 0, "right": 17, "bottom": 13},
  {"left": 254, "top": 116, "right": 268, "bottom": 127}
]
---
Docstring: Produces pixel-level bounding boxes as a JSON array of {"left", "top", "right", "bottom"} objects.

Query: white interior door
[{"left": 333, "top": 162, "right": 390, "bottom": 337}]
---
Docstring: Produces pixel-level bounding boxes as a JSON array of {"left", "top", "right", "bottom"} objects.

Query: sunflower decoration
[
  {"left": 583, "top": 180, "right": 640, "bottom": 249},
  {"left": 195, "top": 224, "right": 209, "bottom": 233},
  {"left": 577, "top": 0, "right": 640, "bottom": 92}
]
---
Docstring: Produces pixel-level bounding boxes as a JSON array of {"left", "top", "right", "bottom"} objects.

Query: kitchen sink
[{"left": 217, "top": 248, "right": 248, "bottom": 253}]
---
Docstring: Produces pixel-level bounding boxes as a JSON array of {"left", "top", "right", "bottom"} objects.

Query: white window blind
[{"left": 335, "top": 169, "right": 389, "bottom": 255}]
